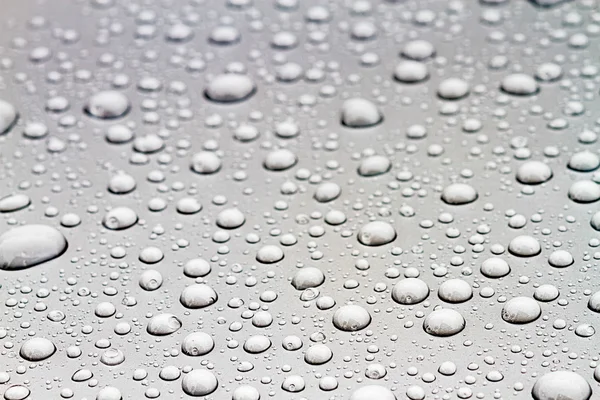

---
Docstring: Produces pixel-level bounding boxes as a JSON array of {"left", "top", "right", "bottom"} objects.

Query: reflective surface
[{"left": 1, "top": 0, "right": 600, "bottom": 399}]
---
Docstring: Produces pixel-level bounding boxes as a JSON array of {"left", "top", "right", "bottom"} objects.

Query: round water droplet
[
  {"left": 441, "top": 183, "right": 478, "bottom": 205},
  {"left": 281, "top": 375, "right": 305, "bottom": 393},
  {"left": 100, "top": 348, "right": 125, "bottom": 366},
  {"left": 84, "top": 91, "right": 130, "bottom": 119},
  {"left": 263, "top": 149, "right": 297, "bottom": 171},
  {"left": 216, "top": 208, "right": 245, "bottom": 229},
  {"left": 568, "top": 180, "right": 600, "bottom": 203},
  {"left": 139, "top": 269, "right": 163, "bottom": 291},
  {"left": 501, "top": 297, "right": 541, "bottom": 324},
  {"left": 437, "top": 78, "right": 470, "bottom": 100},
  {"left": 184, "top": 258, "right": 211, "bottom": 278},
  {"left": 146, "top": 314, "right": 182, "bottom": 336},
  {"left": 535, "top": 63, "right": 563, "bottom": 82},
  {"left": 568, "top": 151, "right": 600, "bottom": 172},
  {"left": 438, "top": 279, "right": 472, "bottom": 303},
  {"left": 102, "top": 207, "right": 138, "bottom": 230},
  {"left": 516, "top": 161, "right": 553, "bottom": 184},
  {"left": 205, "top": 74, "right": 256, "bottom": 103},
  {"left": 423, "top": 309, "right": 465, "bottom": 337},
  {"left": 314, "top": 182, "right": 341, "bottom": 202},
  {"left": 304, "top": 344, "right": 333, "bottom": 365},
  {"left": 357, "top": 221, "right": 396, "bottom": 246},
  {"left": 105, "top": 125, "right": 134, "bottom": 144},
  {"left": 480, "top": 258, "right": 510, "bottom": 278},
  {"left": 341, "top": 98, "right": 382, "bottom": 128},
  {"left": 332, "top": 305, "right": 371, "bottom": 332},
  {"left": 190, "top": 152, "right": 222, "bottom": 175},
  {"left": 349, "top": 385, "right": 396, "bottom": 400},
  {"left": 534, "top": 284, "right": 559, "bottom": 302},
  {"left": 394, "top": 61, "right": 429, "bottom": 83},
  {"left": 358, "top": 155, "right": 391, "bottom": 177},
  {"left": 587, "top": 291, "right": 600, "bottom": 312},
  {"left": 181, "top": 332, "right": 214, "bottom": 356},
  {"left": 501, "top": 73, "right": 539, "bottom": 95},
  {"left": 108, "top": 173, "right": 136, "bottom": 194},
  {"left": 19, "top": 337, "right": 56, "bottom": 361},
  {"left": 182, "top": 369, "right": 218, "bottom": 397},
  {"left": 401, "top": 39, "right": 435, "bottom": 60},
  {"left": 548, "top": 250, "right": 574, "bottom": 268},
  {"left": 291, "top": 267, "right": 325, "bottom": 290},
  {"left": 508, "top": 235, "right": 541, "bottom": 257},
  {"left": 232, "top": 386, "right": 260, "bottom": 400},
  {"left": 256, "top": 245, "right": 284, "bottom": 263},
  {"left": 180, "top": 284, "right": 218, "bottom": 309},
  {"left": 532, "top": 371, "right": 591, "bottom": 400},
  {"left": 244, "top": 335, "right": 271, "bottom": 354},
  {"left": 391, "top": 278, "right": 429, "bottom": 305}
]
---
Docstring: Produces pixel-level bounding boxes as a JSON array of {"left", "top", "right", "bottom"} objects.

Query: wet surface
[{"left": 1, "top": 0, "right": 600, "bottom": 399}]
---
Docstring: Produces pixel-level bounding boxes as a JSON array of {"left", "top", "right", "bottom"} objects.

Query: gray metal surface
[{"left": 1, "top": 0, "right": 600, "bottom": 399}]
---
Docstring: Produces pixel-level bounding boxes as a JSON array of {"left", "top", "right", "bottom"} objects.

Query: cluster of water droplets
[{"left": 0, "top": 0, "right": 600, "bottom": 399}]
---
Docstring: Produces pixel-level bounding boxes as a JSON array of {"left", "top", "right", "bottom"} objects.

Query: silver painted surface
[{"left": 0, "top": 0, "right": 599, "bottom": 399}]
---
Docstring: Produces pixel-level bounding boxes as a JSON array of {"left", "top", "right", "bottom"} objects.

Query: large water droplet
[
  {"left": 441, "top": 183, "right": 478, "bottom": 205},
  {"left": 391, "top": 278, "right": 429, "bottom": 305},
  {"left": 357, "top": 221, "right": 396, "bottom": 246},
  {"left": 341, "top": 98, "right": 382, "bottom": 128},
  {"left": 181, "top": 369, "right": 218, "bottom": 396},
  {"left": 532, "top": 371, "right": 591, "bottom": 400},
  {"left": 146, "top": 314, "right": 182, "bottom": 336},
  {"left": 332, "top": 305, "right": 371, "bottom": 332},
  {"left": 0, "top": 225, "right": 67, "bottom": 270},
  {"left": 19, "top": 337, "right": 56, "bottom": 361},
  {"left": 205, "top": 74, "right": 256, "bottom": 103},
  {"left": 0, "top": 99, "right": 18, "bottom": 135},
  {"left": 501, "top": 297, "right": 541, "bottom": 324},
  {"left": 84, "top": 91, "right": 131, "bottom": 119},
  {"left": 349, "top": 385, "right": 396, "bottom": 400},
  {"left": 423, "top": 309, "right": 466, "bottom": 337}
]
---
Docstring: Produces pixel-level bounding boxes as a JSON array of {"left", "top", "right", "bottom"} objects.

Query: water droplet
[
  {"left": 357, "top": 221, "right": 396, "bottom": 246},
  {"left": 180, "top": 284, "right": 218, "bottom": 309},
  {"left": 181, "top": 332, "right": 214, "bottom": 356},
  {"left": 205, "top": 74, "right": 256, "bottom": 103},
  {"left": 508, "top": 235, "right": 541, "bottom": 257},
  {"left": 438, "top": 279, "right": 473, "bottom": 303},
  {"left": 332, "top": 305, "right": 371, "bottom": 332},
  {"left": 568, "top": 180, "right": 600, "bottom": 203},
  {"left": 19, "top": 337, "right": 56, "bottom": 361},
  {"left": 341, "top": 98, "right": 382, "bottom": 128},
  {"left": 0, "top": 225, "right": 67, "bottom": 270},
  {"left": 84, "top": 91, "right": 130, "bottom": 119},
  {"left": 0, "top": 194, "right": 31, "bottom": 213},
  {"left": 146, "top": 314, "right": 182, "bottom": 336},
  {"left": 532, "top": 371, "right": 591, "bottom": 400},
  {"left": 441, "top": 183, "right": 478, "bottom": 205},
  {"left": 501, "top": 73, "right": 539, "bottom": 95},
  {"left": 190, "top": 152, "right": 222, "bottom": 175},
  {"left": 501, "top": 297, "right": 541, "bottom": 324},
  {"left": 516, "top": 161, "right": 553, "bottom": 184},
  {"left": 102, "top": 207, "right": 138, "bottom": 230},
  {"left": 423, "top": 309, "right": 466, "bottom": 337},
  {"left": 392, "top": 278, "right": 429, "bottom": 304},
  {"left": 350, "top": 385, "right": 396, "bottom": 400},
  {"left": 0, "top": 99, "right": 18, "bottom": 135}
]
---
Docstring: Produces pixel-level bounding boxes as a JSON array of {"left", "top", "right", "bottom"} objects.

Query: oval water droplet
[{"left": 0, "top": 225, "right": 67, "bottom": 270}]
